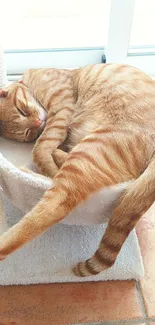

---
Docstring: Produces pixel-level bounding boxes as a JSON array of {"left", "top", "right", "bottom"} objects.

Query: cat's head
[{"left": 0, "top": 82, "right": 46, "bottom": 142}]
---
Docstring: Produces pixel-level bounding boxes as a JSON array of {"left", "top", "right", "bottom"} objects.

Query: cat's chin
[
  {"left": 38, "top": 120, "right": 46, "bottom": 134},
  {"left": 39, "top": 106, "right": 47, "bottom": 122}
]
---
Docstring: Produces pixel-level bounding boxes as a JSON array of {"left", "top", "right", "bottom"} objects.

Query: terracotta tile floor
[{"left": 0, "top": 205, "right": 155, "bottom": 325}]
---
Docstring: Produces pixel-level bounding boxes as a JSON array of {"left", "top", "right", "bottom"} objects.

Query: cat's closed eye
[
  {"left": 17, "top": 107, "right": 27, "bottom": 117},
  {"left": 25, "top": 129, "right": 31, "bottom": 138}
]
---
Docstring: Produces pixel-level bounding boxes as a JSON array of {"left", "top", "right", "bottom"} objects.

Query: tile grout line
[
  {"left": 135, "top": 280, "right": 150, "bottom": 325},
  {"left": 100, "top": 320, "right": 146, "bottom": 325},
  {"left": 73, "top": 316, "right": 155, "bottom": 325},
  {"left": 74, "top": 319, "right": 147, "bottom": 325}
]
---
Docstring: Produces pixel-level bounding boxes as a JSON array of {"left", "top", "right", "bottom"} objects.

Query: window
[
  {"left": 129, "top": 0, "right": 155, "bottom": 47},
  {"left": 2, "top": 0, "right": 111, "bottom": 50},
  {"left": 1, "top": 0, "right": 111, "bottom": 75},
  {"left": 127, "top": 0, "right": 155, "bottom": 77},
  {"left": 1, "top": 0, "right": 155, "bottom": 78}
]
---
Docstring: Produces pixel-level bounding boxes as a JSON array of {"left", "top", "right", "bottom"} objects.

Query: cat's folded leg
[
  {"left": 53, "top": 149, "right": 69, "bottom": 168},
  {"left": 32, "top": 103, "right": 74, "bottom": 178},
  {"left": 33, "top": 143, "right": 59, "bottom": 178}
]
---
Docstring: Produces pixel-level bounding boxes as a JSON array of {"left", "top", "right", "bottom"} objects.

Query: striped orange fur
[{"left": 0, "top": 64, "right": 155, "bottom": 276}]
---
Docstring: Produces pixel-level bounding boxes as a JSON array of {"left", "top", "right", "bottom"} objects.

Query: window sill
[{"left": 124, "top": 54, "right": 155, "bottom": 78}]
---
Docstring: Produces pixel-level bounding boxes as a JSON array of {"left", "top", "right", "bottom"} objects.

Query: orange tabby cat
[{"left": 0, "top": 63, "right": 155, "bottom": 276}]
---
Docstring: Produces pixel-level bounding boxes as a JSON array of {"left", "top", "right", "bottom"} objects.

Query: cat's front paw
[{"left": 53, "top": 149, "right": 68, "bottom": 168}]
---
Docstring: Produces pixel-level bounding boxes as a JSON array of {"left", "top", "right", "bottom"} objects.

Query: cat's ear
[
  {"left": 0, "top": 89, "right": 8, "bottom": 98},
  {"left": 16, "top": 87, "right": 27, "bottom": 107}
]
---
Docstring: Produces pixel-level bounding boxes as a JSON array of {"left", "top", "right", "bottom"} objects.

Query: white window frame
[
  {"left": 106, "top": 0, "right": 135, "bottom": 62},
  {"left": 106, "top": 0, "right": 155, "bottom": 77},
  {"left": 5, "top": 0, "right": 155, "bottom": 79}
]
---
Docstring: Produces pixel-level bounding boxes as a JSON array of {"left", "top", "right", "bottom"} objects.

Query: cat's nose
[{"left": 35, "top": 119, "right": 42, "bottom": 127}]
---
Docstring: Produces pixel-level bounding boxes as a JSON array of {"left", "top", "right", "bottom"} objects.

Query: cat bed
[
  {"left": 0, "top": 137, "right": 144, "bottom": 284},
  {"left": 0, "top": 50, "right": 144, "bottom": 283}
]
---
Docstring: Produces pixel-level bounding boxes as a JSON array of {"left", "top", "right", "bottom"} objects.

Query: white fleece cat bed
[{"left": 0, "top": 138, "right": 144, "bottom": 285}]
